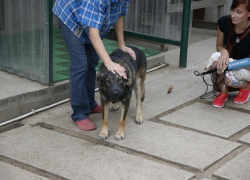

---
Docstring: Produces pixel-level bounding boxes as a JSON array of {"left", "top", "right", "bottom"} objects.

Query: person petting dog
[
  {"left": 53, "top": 0, "right": 135, "bottom": 130},
  {"left": 207, "top": 0, "right": 250, "bottom": 108}
]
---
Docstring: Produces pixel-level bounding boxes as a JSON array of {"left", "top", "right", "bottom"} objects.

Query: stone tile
[
  {"left": 30, "top": 108, "right": 241, "bottom": 172},
  {"left": 226, "top": 100, "right": 250, "bottom": 111},
  {"left": 0, "top": 125, "right": 195, "bottom": 180},
  {"left": 213, "top": 148, "right": 250, "bottom": 180},
  {"left": 239, "top": 133, "right": 250, "bottom": 144},
  {"left": 0, "top": 71, "right": 47, "bottom": 99},
  {"left": 201, "top": 178, "right": 211, "bottom": 180},
  {"left": 129, "top": 67, "right": 210, "bottom": 120},
  {"left": 0, "top": 161, "right": 49, "bottom": 180},
  {"left": 160, "top": 102, "right": 250, "bottom": 138}
]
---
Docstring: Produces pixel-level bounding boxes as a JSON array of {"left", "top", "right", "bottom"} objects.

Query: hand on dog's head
[{"left": 97, "top": 70, "right": 132, "bottom": 103}]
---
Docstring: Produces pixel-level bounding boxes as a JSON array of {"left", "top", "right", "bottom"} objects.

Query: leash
[{"left": 194, "top": 68, "right": 227, "bottom": 99}]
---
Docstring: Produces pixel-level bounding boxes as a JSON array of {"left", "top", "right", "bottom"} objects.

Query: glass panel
[
  {"left": 52, "top": 0, "right": 70, "bottom": 83},
  {"left": 0, "top": 0, "right": 50, "bottom": 84},
  {"left": 124, "top": 0, "right": 193, "bottom": 42}
]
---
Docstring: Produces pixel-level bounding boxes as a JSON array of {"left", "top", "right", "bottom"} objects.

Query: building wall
[{"left": 204, "top": 0, "right": 232, "bottom": 23}]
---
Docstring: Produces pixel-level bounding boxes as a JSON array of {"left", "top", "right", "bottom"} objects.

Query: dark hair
[
  {"left": 227, "top": 0, "right": 250, "bottom": 57},
  {"left": 231, "top": 0, "right": 250, "bottom": 11}
]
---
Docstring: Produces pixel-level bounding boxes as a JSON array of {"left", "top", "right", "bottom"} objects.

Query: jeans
[{"left": 59, "top": 19, "right": 99, "bottom": 122}]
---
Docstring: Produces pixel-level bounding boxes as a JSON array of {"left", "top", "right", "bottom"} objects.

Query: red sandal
[
  {"left": 74, "top": 119, "right": 97, "bottom": 131},
  {"left": 212, "top": 93, "right": 228, "bottom": 108},
  {"left": 233, "top": 85, "right": 250, "bottom": 104},
  {"left": 90, "top": 104, "right": 102, "bottom": 113}
]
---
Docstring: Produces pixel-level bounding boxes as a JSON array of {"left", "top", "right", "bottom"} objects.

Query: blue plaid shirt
[{"left": 53, "top": 0, "right": 130, "bottom": 44}]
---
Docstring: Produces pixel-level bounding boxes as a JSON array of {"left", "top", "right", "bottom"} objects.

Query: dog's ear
[
  {"left": 126, "top": 70, "right": 133, "bottom": 86},
  {"left": 125, "top": 70, "right": 133, "bottom": 94},
  {"left": 97, "top": 73, "right": 101, "bottom": 82},
  {"left": 97, "top": 73, "right": 104, "bottom": 87}
]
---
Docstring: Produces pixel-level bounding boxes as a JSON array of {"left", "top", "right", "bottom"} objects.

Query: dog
[{"left": 97, "top": 46, "right": 147, "bottom": 140}]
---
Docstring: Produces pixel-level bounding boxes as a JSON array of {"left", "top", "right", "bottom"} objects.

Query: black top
[{"left": 217, "top": 15, "right": 250, "bottom": 60}]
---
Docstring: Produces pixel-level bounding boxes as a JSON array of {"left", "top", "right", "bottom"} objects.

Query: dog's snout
[
  {"left": 108, "top": 83, "right": 123, "bottom": 102},
  {"left": 111, "top": 89, "right": 121, "bottom": 98}
]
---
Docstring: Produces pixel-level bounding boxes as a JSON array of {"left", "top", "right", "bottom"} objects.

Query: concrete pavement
[{"left": 0, "top": 28, "right": 250, "bottom": 180}]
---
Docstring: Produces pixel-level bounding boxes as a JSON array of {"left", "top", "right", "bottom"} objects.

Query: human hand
[
  {"left": 119, "top": 44, "right": 136, "bottom": 60},
  {"left": 105, "top": 61, "right": 127, "bottom": 79},
  {"left": 217, "top": 49, "right": 229, "bottom": 74}
]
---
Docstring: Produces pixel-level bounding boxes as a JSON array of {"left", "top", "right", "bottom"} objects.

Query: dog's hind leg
[
  {"left": 99, "top": 101, "right": 110, "bottom": 140},
  {"left": 115, "top": 100, "right": 130, "bottom": 140}
]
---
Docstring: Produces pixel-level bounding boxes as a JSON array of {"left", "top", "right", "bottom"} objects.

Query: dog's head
[{"left": 97, "top": 70, "right": 133, "bottom": 103}]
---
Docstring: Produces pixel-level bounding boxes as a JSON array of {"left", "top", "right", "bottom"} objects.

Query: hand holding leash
[{"left": 217, "top": 50, "right": 229, "bottom": 74}]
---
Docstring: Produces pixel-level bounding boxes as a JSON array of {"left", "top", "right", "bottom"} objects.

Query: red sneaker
[
  {"left": 212, "top": 93, "right": 228, "bottom": 108},
  {"left": 74, "top": 119, "right": 97, "bottom": 131},
  {"left": 233, "top": 85, "right": 250, "bottom": 104},
  {"left": 90, "top": 104, "right": 102, "bottom": 113}
]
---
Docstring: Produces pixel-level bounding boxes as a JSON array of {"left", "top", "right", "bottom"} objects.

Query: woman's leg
[{"left": 210, "top": 61, "right": 229, "bottom": 108}]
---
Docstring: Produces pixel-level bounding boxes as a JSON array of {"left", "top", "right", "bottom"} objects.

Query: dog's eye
[
  {"left": 106, "top": 79, "right": 111, "bottom": 85},
  {"left": 117, "top": 77, "right": 122, "bottom": 83}
]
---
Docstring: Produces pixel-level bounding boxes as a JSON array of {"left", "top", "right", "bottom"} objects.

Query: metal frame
[
  {"left": 48, "top": 0, "right": 224, "bottom": 76},
  {"left": 121, "top": 0, "right": 192, "bottom": 68},
  {"left": 0, "top": 1, "right": 4, "bottom": 30},
  {"left": 122, "top": 31, "right": 181, "bottom": 47},
  {"left": 179, "top": 0, "right": 192, "bottom": 68},
  {"left": 48, "top": 0, "right": 53, "bottom": 85},
  {"left": 48, "top": 0, "right": 191, "bottom": 79},
  {"left": 122, "top": 0, "right": 225, "bottom": 68}
]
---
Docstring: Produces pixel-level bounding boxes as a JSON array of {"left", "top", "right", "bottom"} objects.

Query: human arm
[
  {"left": 114, "top": 16, "right": 136, "bottom": 60},
  {"left": 89, "top": 27, "right": 127, "bottom": 79},
  {"left": 216, "top": 25, "right": 230, "bottom": 73}
]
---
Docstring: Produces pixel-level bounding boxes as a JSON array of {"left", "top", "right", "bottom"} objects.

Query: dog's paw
[
  {"left": 135, "top": 116, "right": 143, "bottom": 124},
  {"left": 99, "top": 131, "right": 108, "bottom": 140},
  {"left": 115, "top": 132, "right": 124, "bottom": 140},
  {"left": 111, "top": 102, "right": 120, "bottom": 111}
]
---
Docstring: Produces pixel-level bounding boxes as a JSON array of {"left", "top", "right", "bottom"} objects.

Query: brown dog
[{"left": 97, "top": 46, "right": 147, "bottom": 140}]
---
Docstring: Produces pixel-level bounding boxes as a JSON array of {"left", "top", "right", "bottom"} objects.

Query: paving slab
[
  {"left": 0, "top": 125, "right": 195, "bottom": 180},
  {"left": 160, "top": 102, "right": 250, "bottom": 138},
  {"left": 164, "top": 37, "right": 217, "bottom": 69},
  {"left": 0, "top": 161, "right": 49, "bottom": 180},
  {"left": 0, "top": 71, "right": 48, "bottom": 99},
  {"left": 0, "top": 69, "right": 70, "bottom": 123},
  {"left": 23, "top": 105, "right": 241, "bottom": 172},
  {"left": 213, "top": 148, "right": 250, "bottom": 180},
  {"left": 223, "top": 98, "right": 250, "bottom": 110},
  {"left": 239, "top": 133, "right": 250, "bottom": 144},
  {"left": 128, "top": 66, "right": 208, "bottom": 120}
]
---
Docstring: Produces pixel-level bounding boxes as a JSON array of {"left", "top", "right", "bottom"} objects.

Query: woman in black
[{"left": 210, "top": 0, "right": 250, "bottom": 108}]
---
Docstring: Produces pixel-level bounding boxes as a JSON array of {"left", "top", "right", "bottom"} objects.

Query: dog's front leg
[
  {"left": 115, "top": 99, "right": 130, "bottom": 140},
  {"left": 134, "top": 77, "right": 144, "bottom": 124},
  {"left": 99, "top": 100, "right": 110, "bottom": 140}
]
